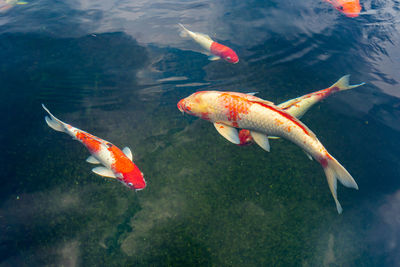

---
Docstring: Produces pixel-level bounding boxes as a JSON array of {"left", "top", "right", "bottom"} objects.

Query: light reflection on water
[{"left": 1, "top": 0, "right": 400, "bottom": 266}]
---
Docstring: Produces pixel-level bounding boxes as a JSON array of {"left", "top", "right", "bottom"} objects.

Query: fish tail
[
  {"left": 178, "top": 23, "right": 190, "bottom": 38},
  {"left": 330, "top": 75, "right": 365, "bottom": 91},
  {"left": 321, "top": 155, "right": 358, "bottom": 214},
  {"left": 42, "top": 104, "right": 67, "bottom": 132}
]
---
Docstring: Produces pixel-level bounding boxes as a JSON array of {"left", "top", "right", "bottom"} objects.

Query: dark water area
[{"left": 1, "top": 0, "right": 400, "bottom": 266}]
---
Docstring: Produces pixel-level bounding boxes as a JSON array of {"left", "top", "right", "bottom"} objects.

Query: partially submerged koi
[
  {"left": 178, "top": 91, "right": 358, "bottom": 213},
  {"left": 325, "top": 0, "right": 362, "bottom": 17},
  {"left": 238, "top": 75, "right": 365, "bottom": 145},
  {"left": 42, "top": 104, "right": 146, "bottom": 191},
  {"left": 178, "top": 23, "right": 239, "bottom": 64}
]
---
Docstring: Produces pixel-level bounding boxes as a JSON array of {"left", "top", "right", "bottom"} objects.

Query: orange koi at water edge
[
  {"left": 178, "top": 91, "right": 358, "bottom": 213},
  {"left": 42, "top": 104, "right": 146, "bottom": 191},
  {"left": 178, "top": 23, "right": 239, "bottom": 64},
  {"left": 238, "top": 75, "right": 365, "bottom": 145},
  {"left": 325, "top": 0, "right": 362, "bottom": 17}
]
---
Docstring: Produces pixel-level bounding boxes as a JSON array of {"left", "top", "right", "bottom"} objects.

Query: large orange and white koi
[
  {"left": 325, "top": 0, "right": 362, "bottom": 18},
  {"left": 177, "top": 91, "right": 358, "bottom": 213},
  {"left": 238, "top": 75, "right": 365, "bottom": 145},
  {"left": 178, "top": 23, "right": 239, "bottom": 64},
  {"left": 42, "top": 105, "right": 146, "bottom": 191}
]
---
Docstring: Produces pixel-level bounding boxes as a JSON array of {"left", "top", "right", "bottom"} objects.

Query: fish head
[
  {"left": 222, "top": 49, "right": 239, "bottom": 64},
  {"left": 122, "top": 168, "right": 146, "bottom": 191},
  {"left": 337, "top": 0, "right": 361, "bottom": 17},
  {"left": 238, "top": 129, "right": 253, "bottom": 146},
  {"left": 210, "top": 42, "right": 239, "bottom": 64},
  {"left": 177, "top": 91, "right": 211, "bottom": 119}
]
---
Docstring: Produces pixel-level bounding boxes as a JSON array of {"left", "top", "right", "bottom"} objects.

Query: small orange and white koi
[
  {"left": 42, "top": 104, "right": 146, "bottom": 191},
  {"left": 178, "top": 23, "right": 239, "bottom": 64},
  {"left": 178, "top": 91, "right": 358, "bottom": 213},
  {"left": 238, "top": 75, "right": 365, "bottom": 145}
]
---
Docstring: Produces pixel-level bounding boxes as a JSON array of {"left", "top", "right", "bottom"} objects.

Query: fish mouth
[{"left": 177, "top": 99, "right": 185, "bottom": 114}]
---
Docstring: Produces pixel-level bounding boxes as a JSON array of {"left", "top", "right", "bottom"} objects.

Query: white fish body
[
  {"left": 178, "top": 91, "right": 359, "bottom": 213},
  {"left": 178, "top": 23, "right": 213, "bottom": 51},
  {"left": 42, "top": 104, "right": 146, "bottom": 190}
]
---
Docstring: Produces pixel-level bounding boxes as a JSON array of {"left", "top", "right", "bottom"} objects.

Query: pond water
[{"left": 1, "top": 0, "right": 400, "bottom": 266}]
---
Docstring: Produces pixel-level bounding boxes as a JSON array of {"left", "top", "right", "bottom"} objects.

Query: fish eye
[
  {"left": 128, "top": 182, "right": 133, "bottom": 186},
  {"left": 227, "top": 56, "right": 231, "bottom": 60}
]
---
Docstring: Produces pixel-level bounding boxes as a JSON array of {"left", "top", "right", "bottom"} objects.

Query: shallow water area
[{"left": 1, "top": 0, "right": 400, "bottom": 266}]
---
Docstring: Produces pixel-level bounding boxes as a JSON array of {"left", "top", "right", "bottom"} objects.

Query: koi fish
[
  {"left": 42, "top": 104, "right": 146, "bottom": 191},
  {"left": 325, "top": 0, "right": 362, "bottom": 17},
  {"left": 238, "top": 75, "right": 365, "bottom": 145},
  {"left": 178, "top": 23, "right": 239, "bottom": 64},
  {"left": 177, "top": 91, "right": 358, "bottom": 213},
  {"left": 0, "top": 0, "right": 27, "bottom": 12}
]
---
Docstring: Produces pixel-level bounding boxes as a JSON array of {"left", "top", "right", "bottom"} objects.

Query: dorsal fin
[
  {"left": 246, "top": 92, "right": 258, "bottom": 96},
  {"left": 277, "top": 98, "right": 299, "bottom": 110}
]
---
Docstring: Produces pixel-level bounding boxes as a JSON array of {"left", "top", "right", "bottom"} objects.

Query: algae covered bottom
[{"left": 1, "top": 0, "right": 400, "bottom": 266}]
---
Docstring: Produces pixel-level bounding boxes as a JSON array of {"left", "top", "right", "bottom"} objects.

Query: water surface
[{"left": 1, "top": 0, "right": 400, "bottom": 266}]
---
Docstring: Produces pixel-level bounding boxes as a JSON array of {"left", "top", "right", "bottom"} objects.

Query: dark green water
[{"left": 1, "top": 0, "right": 400, "bottom": 266}]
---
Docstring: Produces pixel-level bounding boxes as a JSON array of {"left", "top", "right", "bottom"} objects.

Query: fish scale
[{"left": 215, "top": 94, "right": 324, "bottom": 159}]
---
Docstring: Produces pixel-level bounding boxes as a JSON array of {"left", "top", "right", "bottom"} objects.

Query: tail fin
[
  {"left": 178, "top": 23, "right": 189, "bottom": 38},
  {"left": 322, "top": 155, "right": 358, "bottom": 214},
  {"left": 330, "top": 75, "right": 365, "bottom": 91},
  {"left": 42, "top": 104, "right": 66, "bottom": 132}
]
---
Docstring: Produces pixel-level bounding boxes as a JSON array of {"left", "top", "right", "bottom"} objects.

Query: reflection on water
[{"left": 1, "top": 0, "right": 400, "bottom": 266}]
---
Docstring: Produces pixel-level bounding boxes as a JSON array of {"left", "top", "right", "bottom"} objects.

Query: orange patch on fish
[
  {"left": 325, "top": 0, "right": 362, "bottom": 17},
  {"left": 76, "top": 132, "right": 102, "bottom": 153},
  {"left": 238, "top": 129, "right": 253, "bottom": 146},
  {"left": 107, "top": 144, "right": 135, "bottom": 173},
  {"left": 219, "top": 93, "right": 250, "bottom": 124},
  {"left": 274, "top": 118, "right": 284, "bottom": 125}
]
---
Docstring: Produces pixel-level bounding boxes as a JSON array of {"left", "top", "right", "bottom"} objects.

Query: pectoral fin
[
  {"left": 92, "top": 167, "right": 116, "bottom": 178},
  {"left": 208, "top": 55, "right": 221, "bottom": 61},
  {"left": 250, "top": 131, "right": 270, "bottom": 152},
  {"left": 213, "top": 122, "right": 240, "bottom": 144},
  {"left": 122, "top": 147, "right": 133, "bottom": 161},
  {"left": 86, "top": 155, "right": 101, "bottom": 164}
]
